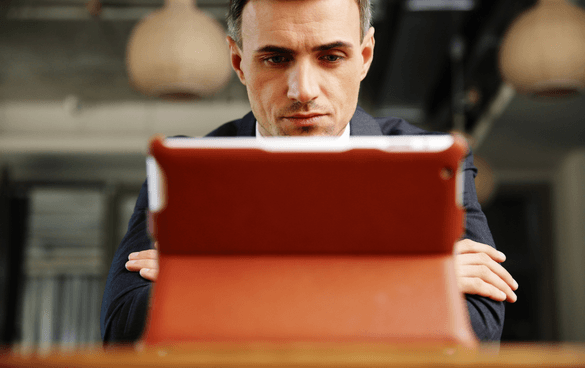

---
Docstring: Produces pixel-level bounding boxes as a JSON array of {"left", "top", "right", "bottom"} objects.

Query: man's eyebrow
[
  {"left": 313, "top": 41, "right": 353, "bottom": 52},
  {"left": 254, "top": 42, "right": 353, "bottom": 54},
  {"left": 255, "top": 46, "right": 295, "bottom": 54}
]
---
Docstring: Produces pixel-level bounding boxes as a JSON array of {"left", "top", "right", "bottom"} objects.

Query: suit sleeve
[
  {"left": 98, "top": 126, "right": 244, "bottom": 343},
  {"left": 100, "top": 180, "right": 153, "bottom": 343},
  {"left": 461, "top": 150, "right": 505, "bottom": 341},
  {"left": 381, "top": 117, "right": 506, "bottom": 340}
]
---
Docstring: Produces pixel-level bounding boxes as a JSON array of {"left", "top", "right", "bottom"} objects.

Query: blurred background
[{"left": 0, "top": 0, "right": 584, "bottom": 349}]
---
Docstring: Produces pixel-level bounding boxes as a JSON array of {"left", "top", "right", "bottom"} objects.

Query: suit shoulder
[
  {"left": 376, "top": 116, "right": 440, "bottom": 136},
  {"left": 206, "top": 111, "right": 256, "bottom": 137},
  {"left": 206, "top": 121, "right": 239, "bottom": 137}
]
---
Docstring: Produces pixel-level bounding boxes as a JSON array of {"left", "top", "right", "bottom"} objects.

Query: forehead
[{"left": 240, "top": 0, "right": 361, "bottom": 50}]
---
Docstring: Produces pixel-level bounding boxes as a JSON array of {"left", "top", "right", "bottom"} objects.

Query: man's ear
[
  {"left": 360, "top": 27, "right": 375, "bottom": 81},
  {"left": 227, "top": 36, "right": 246, "bottom": 86}
]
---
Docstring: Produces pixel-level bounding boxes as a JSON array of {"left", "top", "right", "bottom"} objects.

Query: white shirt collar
[{"left": 255, "top": 122, "right": 350, "bottom": 140}]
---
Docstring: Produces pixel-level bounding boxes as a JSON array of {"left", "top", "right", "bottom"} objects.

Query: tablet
[
  {"left": 146, "top": 135, "right": 466, "bottom": 255},
  {"left": 142, "top": 135, "right": 477, "bottom": 347}
]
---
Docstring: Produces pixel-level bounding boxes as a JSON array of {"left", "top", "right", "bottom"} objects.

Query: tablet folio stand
[{"left": 142, "top": 135, "right": 477, "bottom": 348}]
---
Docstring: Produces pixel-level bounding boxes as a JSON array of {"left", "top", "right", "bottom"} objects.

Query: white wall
[
  {"left": 554, "top": 149, "right": 585, "bottom": 341},
  {"left": 0, "top": 100, "right": 252, "bottom": 154}
]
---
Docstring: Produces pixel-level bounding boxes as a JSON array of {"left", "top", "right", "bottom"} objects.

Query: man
[{"left": 101, "top": 0, "right": 517, "bottom": 343}]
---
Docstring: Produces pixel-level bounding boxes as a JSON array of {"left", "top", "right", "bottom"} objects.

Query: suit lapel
[
  {"left": 349, "top": 107, "right": 383, "bottom": 136},
  {"left": 236, "top": 111, "right": 257, "bottom": 137}
]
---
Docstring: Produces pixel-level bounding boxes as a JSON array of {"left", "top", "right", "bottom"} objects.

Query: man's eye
[
  {"left": 322, "top": 55, "right": 343, "bottom": 62},
  {"left": 265, "top": 56, "right": 289, "bottom": 64}
]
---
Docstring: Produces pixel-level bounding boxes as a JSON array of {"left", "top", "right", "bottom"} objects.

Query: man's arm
[
  {"left": 126, "top": 241, "right": 519, "bottom": 300},
  {"left": 100, "top": 125, "right": 245, "bottom": 343},
  {"left": 127, "top": 240, "right": 519, "bottom": 301},
  {"left": 458, "top": 149, "right": 511, "bottom": 341},
  {"left": 100, "top": 180, "right": 153, "bottom": 343}
]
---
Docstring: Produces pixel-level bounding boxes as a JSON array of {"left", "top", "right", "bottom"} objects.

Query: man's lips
[
  {"left": 283, "top": 113, "right": 327, "bottom": 125},
  {"left": 287, "top": 113, "right": 325, "bottom": 119}
]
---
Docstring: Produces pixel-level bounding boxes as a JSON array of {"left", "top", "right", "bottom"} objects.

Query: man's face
[{"left": 228, "top": 0, "right": 375, "bottom": 136}]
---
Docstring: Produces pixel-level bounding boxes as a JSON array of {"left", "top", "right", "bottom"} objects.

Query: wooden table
[{"left": 2, "top": 343, "right": 585, "bottom": 367}]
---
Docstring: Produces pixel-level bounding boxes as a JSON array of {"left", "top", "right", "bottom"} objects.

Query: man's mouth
[{"left": 283, "top": 113, "right": 327, "bottom": 126}]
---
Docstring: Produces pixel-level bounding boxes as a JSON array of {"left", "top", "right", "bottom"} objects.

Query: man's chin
[
  {"left": 280, "top": 124, "right": 342, "bottom": 137},
  {"left": 296, "top": 125, "right": 321, "bottom": 135}
]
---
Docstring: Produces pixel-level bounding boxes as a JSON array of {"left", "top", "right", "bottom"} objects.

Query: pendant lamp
[
  {"left": 473, "top": 156, "right": 497, "bottom": 206},
  {"left": 450, "top": 131, "right": 496, "bottom": 206},
  {"left": 499, "top": 0, "right": 585, "bottom": 97},
  {"left": 126, "top": 0, "right": 232, "bottom": 99}
]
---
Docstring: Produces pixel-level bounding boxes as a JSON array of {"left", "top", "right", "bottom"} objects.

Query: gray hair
[{"left": 227, "top": 0, "right": 372, "bottom": 49}]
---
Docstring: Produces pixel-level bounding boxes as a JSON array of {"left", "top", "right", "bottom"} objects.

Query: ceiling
[{"left": 1, "top": 0, "right": 584, "bottom": 174}]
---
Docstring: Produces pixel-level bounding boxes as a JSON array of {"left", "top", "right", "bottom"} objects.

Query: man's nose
[{"left": 287, "top": 61, "right": 319, "bottom": 103}]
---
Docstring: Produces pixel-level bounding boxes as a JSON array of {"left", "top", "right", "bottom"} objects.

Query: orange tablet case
[{"left": 142, "top": 136, "right": 477, "bottom": 347}]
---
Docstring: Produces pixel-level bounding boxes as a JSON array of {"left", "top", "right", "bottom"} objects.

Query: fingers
[
  {"left": 455, "top": 239, "right": 506, "bottom": 263},
  {"left": 139, "top": 267, "right": 159, "bottom": 282},
  {"left": 459, "top": 252, "right": 518, "bottom": 290},
  {"left": 458, "top": 273, "right": 509, "bottom": 302},
  {"left": 128, "top": 249, "right": 158, "bottom": 261},
  {"left": 126, "top": 258, "right": 158, "bottom": 272},
  {"left": 125, "top": 247, "right": 160, "bottom": 282},
  {"left": 455, "top": 251, "right": 518, "bottom": 303},
  {"left": 457, "top": 263, "right": 517, "bottom": 303}
]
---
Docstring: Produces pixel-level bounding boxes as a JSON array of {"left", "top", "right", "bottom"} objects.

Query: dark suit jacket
[{"left": 100, "top": 107, "right": 504, "bottom": 343}]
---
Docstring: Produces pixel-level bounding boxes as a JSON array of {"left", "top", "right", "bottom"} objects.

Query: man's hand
[
  {"left": 125, "top": 242, "right": 159, "bottom": 282},
  {"left": 455, "top": 239, "right": 518, "bottom": 303},
  {"left": 125, "top": 239, "right": 519, "bottom": 303}
]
